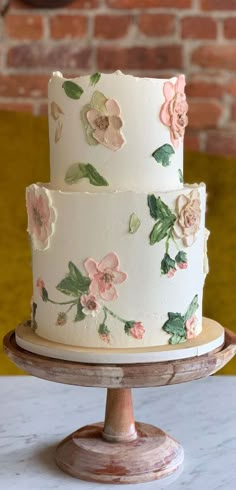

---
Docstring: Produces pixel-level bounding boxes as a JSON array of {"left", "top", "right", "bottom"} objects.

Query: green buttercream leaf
[
  {"left": 161, "top": 253, "right": 176, "bottom": 275},
  {"left": 162, "top": 314, "right": 186, "bottom": 340},
  {"left": 91, "top": 91, "right": 107, "bottom": 113},
  {"left": 129, "top": 213, "right": 141, "bottom": 234},
  {"left": 169, "top": 334, "right": 186, "bottom": 345},
  {"left": 178, "top": 168, "right": 184, "bottom": 183},
  {"left": 90, "top": 72, "right": 101, "bottom": 86},
  {"left": 150, "top": 219, "right": 174, "bottom": 245},
  {"left": 56, "top": 262, "right": 90, "bottom": 297},
  {"left": 152, "top": 144, "right": 175, "bottom": 167},
  {"left": 124, "top": 321, "right": 134, "bottom": 335},
  {"left": 148, "top": 195, "right": 176, "bottom": 222},
  {"left": 65, "top": 163, "right": 108, "bottom": 187},
  {"left": 175, "top": 250, "right": 187, "bottom": 264},
  {"left": 82, "top": 163, "right": 108, "bottom": 186},
  {"left": 74, "top": 301, "right": 86, "bottom": 322},
  {"left": 56, "top": 276, "right": 81, "bottom": 297},
  {"left": 42, "top": 288, "right": 48, "bottom": 302},
  {"left": 184, "top": 295, "right": 199, "bottom": 322},
  {"left": 62, "top": 81, "right": 84, "bottom": 100},
  {"left": 68, "top": 261, "right": 91, "bottom": 293},
  {"left": 31, "top": 302, "right": 38, "bottom": 331},
  {"left": 147, "top": 194, "right": 158, "bottom": 220},
  {"left": 98, "top": 323, "right": 110, "bottom": 335}
]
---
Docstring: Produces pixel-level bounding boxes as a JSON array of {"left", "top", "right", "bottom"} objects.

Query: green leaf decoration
[
  {"left": 148, "top": 195, "right": 176, "bottom": 246},
  {"left": 31, "top": 302, "right": 38, "bottom": 331},
  {"left": 184, "top": 295, "right": 199, "bottom": 322},
  {"left": 65, "top": 163, "right": 108, "bottom": 187},
  {"left": 42, "top": 288, "right": 48, "bottom": 302},
  {"left": 124, "top": 321, "right": 134, "bottom": 335},
  {"left": 98, "top": 323, "right": 110, "bottom": 335},
  {"left": 178, "top": 168, "right": 183, "bottom": 183},
  {"left": 148, "top": 195, "right": 176, "bottom": 222},
  {"left": 80, "top": 104, "right": 98, "bottom": 146},
  {"left": 56, "top": 262, "right": 90, "bottom": 297},
  {"left": 175, "top": 250, "right": 187, "bottom": 264},
  {"left": 169, "top": 334, "right": 186, "bottom": 345},
  {"left": 62, "top": 81, "right": 84, "bottom": 100},
  {"left": 161, "top": 253, "right": 176, "bottom": 275},
  {"left": 74, "top": 301, "right": 86, "bottom": 322},
  {"left": 91, "top": 91, "right": 107, "bottom": 113},
  {"left": 162, "top": 312, "right": 186, "bottom": 344},
  {"left": 147, "top": 194, "right": 159, "bottom": 220},
  {"left": 152, "top": 144, "right": 175, "bottom": 167},
  {"left": 68, "top": 261, "right": 91, "bottom": 292},
  {"left": 129, "top": 213, "right": 141, "bottom": 234},
  {"left": 90, "top": 72, "right": 101, "bottom": 86},
  {"left": 150, "top": 219, "right": 173, "bottom": 245}
]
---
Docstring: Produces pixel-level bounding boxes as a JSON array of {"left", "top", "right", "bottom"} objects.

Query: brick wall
[{"left": 0, "top": 0, "right": 236, "bottom": 155}]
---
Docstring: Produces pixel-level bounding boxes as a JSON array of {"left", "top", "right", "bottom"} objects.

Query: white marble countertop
[{"left": 0, "top": 375, "right": 236, "bottom": 489}]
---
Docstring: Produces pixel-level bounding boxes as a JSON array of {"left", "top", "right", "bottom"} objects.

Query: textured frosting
[
  {"left": 29, "top": 183, "right": 206, "bottom": 349},
  {"left": 48, "top": 71, "right": 185, "bottom": 193}
]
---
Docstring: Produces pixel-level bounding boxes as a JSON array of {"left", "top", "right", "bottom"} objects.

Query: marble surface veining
[{"left": 0, "top": 376, "right": 236, "bottom": 489}]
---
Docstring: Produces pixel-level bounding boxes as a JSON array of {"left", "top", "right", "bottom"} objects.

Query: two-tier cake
[{"left": 24, "top": 70, "right": 208, "bottom": 350}]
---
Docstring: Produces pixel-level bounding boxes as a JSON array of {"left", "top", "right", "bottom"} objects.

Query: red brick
[
  {"left": 7, "top": 45, "right": 92, "bottom": 70},
  {"left": 186, "top": 80, "right": 224, "bottom": 98},
  {"left": 50, "top": 15, "right": 87, "bottom": 39},
  {"left": 106, "top": 0, "right": 191, "bottom": 8},
  {"left": 97, "top": 46, "right": 182, "bottom": 71},
  {"left": 206, "top": 131, "right": 236, "bottom": 156},
  {"left": 224, "top": 18, "right": 236, "bottom": 39},
  {"left": 231, "top": 103, "right": 236, "bottom": 121},
  {"left": 139, "top": 14, "right": 175, "bottom": 37},
  {"left": 0, "top": 74, "right": 48, "bottom": 98},
  {"left": 188, "top": 100, "right": 223, "bottom": 129},
  {"left": 5, "top": 14, "right": 44, "bottom": 40},
  {"left": 11, "top": 0, "right": 98, "bottom": 7},
  {"left": 0, "top": 102, "right": 33, "bottom": 112},
  {"left": 185, "top": 131, "right": 200, "bottom": 151},
  {"left": 200, "top": 0, "right": 236, "bottom": 10},
  {"left": 192, "top": 45, "right": 236, "bottom": 70},
  {"left": 68, "top": 0, "right": 98, "bottom": 7},
  {"left": 95, "top": 15, "right": 132, "bottom": 39},
  {"left": 181, "top": 16, "right": 217, "bottom": 39},
  {"left": 227, "top": 79, "right": 236, "bottom": 95}
]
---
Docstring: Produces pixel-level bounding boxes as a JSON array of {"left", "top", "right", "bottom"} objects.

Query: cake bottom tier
[{"left": 28, "top": 183, "right": 206, "bottom": 349}]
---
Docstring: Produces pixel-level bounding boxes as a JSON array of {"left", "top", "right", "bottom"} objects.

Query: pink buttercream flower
[
  {"left": 174, "top": 189, "right": 201, "bottom": 247},
  {"left": 84, "top": 252, "right": 127, "bottom": 301},
  {"left": 160, "top": 74, "right": 188, "bottom": 149},
  {"left": 36, "top": 278, "right": 45, "bottom": 297},
  {"left": 167, "top": 268, "right": 176, "bottom": 278},
  {"left": 99, "top": 333, "right": 110, "bottom": 344},
  {"left": 80, "top": 294, "right": 102, "bottom": 317},
  {"left": 86, "top": 98, "right": 125, "bottom": 151},
  {"left": 177, "top": 262, "right": 188, "bottom": 270},
  {"left": 26, "top": 185, "right": 56, "bottom": 251},
  {"left": 130, "top": 322, "right": 145, "bottom": 340},
  {"left": 185, "top": 315, "right": 198, "bottom": 340}
]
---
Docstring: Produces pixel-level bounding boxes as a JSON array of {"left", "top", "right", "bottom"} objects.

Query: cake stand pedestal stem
[{"left": 102, "top": 388, "right": 137, "bottom": 442}]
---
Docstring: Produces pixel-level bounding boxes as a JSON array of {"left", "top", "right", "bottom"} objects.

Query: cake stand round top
[{"left": 3, "top": 325, "right": 236, "bottom": 389}]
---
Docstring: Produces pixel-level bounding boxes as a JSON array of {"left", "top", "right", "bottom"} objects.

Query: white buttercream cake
[{"left": 25, "top": 70, "right": 208, "bottom": 349}]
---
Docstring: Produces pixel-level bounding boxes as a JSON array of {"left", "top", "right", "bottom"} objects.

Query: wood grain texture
[
  {"left": 102, "top": 389, "right": 137, "bottom": 442},
  {"left": 56, "top": 422, "right": 184, "bottom": 484},
  {"left": 3, "top": 328, "right": 236, "bottom": 388}
]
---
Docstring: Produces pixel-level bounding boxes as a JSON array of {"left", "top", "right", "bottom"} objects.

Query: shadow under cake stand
[{"left": 3, "top": 319, "right": 236, "bottom": 485}]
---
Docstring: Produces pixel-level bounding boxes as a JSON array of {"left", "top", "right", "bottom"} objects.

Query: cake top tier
[{"left": 48, "top": 71, "right": 188, "bottom": 193}]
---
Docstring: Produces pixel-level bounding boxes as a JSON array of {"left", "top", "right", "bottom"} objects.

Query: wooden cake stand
[{"left": 3, "top": 325, "right": 236, "bottom": 485}]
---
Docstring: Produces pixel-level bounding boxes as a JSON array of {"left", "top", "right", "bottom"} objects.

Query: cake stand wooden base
[{"left": 3, "top": 326, "right": 236, "bottom": 485}]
